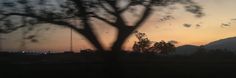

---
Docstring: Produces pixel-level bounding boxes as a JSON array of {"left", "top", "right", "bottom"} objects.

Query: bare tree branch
[
  {"left": 119, "top": 2, "right": 132, "bottom": 13},
  {"left": 2, "top": 13, "right": 78, "bottom": 29},
  {"left": 91, "top": 14, "right": 116, "bottom": 27},
  {"left": 70, "top": 0, "right": 105, "bottom": 51},
  {"left": 133, "top": 4, "right": 153, "bottom": 28},
  {"left": 98, "top": 0, "right": 115, "bottom": 15},
  {"left": 0, "top": 15, "right": 9, "bottom": 20},
  {"left": 102, "top": 0, "right": 118, "bottom": 12},
  {"left": 0, "top": 25, "right": 26, "bottom": 33}
]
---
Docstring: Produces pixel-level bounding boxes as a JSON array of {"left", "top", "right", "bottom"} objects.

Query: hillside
[
  {"left": 175, "top": 45, "right": 199, "bottom": 55},
  {"left": 205, "top": 37, "right": 236, "bottom": 51}
]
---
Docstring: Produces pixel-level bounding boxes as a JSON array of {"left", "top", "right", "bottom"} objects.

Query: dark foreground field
[
  {"left": 2, "top": 61, "right": 236, "bottom": 78},
  {"left": 1, "top": 52, "right": 236, "bottom": 78}
]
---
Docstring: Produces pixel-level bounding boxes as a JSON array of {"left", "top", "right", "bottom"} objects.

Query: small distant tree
[
  {"left": 152, "top": 41, "right": 176, "bottom": 55},
  {"left": 132, "top": 31, "right": 152, "bottom": 53},
  {"left": 133, "top": 31, "right": 176, "bottom": 55}
]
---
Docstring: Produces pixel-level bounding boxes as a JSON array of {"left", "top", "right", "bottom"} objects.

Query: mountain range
[
  {"left": 175, "top": 36, "right": 236, "bottom": 55},
  {"left": 205, "top": 37, "right": 236, "bottom": 51}
]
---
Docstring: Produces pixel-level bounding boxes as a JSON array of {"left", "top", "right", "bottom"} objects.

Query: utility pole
[
  {"left": 70, "top": 28, "right": 73, "bottom": 52},
  {"left": 21, "top": 28, "right": 27, "bottom": 52},
  {"left": 0, "top": 34, "right": 2, "bottom": 51}
]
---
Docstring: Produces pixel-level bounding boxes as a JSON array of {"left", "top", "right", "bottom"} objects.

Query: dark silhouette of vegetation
[
  {"left": 3, "top": 1, "right": 229, "bottom": 78},
  {"left": 0, "top": 0, "right": 204, "bottom": 52},
  {"left": 133, "top": 31, "right": 152, "bottom": 53},
  {"left": 133, "top": 31, "right": 176, "bottom": 55},
  {"left": 191, "top": 46, "right": 235, "bottom": 59},
  {"left": 1, "top": 49, "right": 236, "bottom": 78}
]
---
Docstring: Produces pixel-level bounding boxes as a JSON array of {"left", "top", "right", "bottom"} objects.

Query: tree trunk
[
  {"left": 80, "top": 20, "right": 105, "bottom": 51},
  {"left": 111, "top": 28, "right": 133, "bottom": 52},
  {"left": 81, "top": 31, "right": 105, "bottom": 51},
  {"left": 103, "top": 28, "right": 133, "bottom": 78},
  {"left": 75, "top": 0, "right": 105, "bottom": 51}
]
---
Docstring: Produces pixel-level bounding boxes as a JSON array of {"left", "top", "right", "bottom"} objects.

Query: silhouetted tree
[
  {"left": 0, "top": 0, "right": 204, "bottom": 52},
  {"left": 152, "top": 41, "right": 176, "bottom": 55},
  {"left": 133, "top": 31, "right": 176, "bottom": 55},
  {"left": 133, "top": 31, "right": 152, "bottom": 52},
  {"left": 146, "top": 40, "right": 176, "bottom": 55}
]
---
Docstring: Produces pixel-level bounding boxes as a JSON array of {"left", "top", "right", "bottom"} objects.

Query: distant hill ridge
[
  {"left": 205, "top": 36, "right": 236, "bottom": 51},
  {"left": 175, "top": 45, "right": 199, "bottom": 55},
  {"left": 175, "top": 36, "right": 236, "bottom": 55}
]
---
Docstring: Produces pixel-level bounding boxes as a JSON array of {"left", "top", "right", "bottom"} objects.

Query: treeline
[
  {"left": 130, "top": 31, "right": 236, "bottom": 58},
  {"left": 190, "top": 46, "right": 235, "bottom": 59},
  {"left": 132, "top": 31, "right": 176, "bottom": 55}
]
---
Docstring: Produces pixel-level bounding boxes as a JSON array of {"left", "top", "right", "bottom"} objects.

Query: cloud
[
  {"left": 183, "top": 24, "right": 192, "bottom": 28},
  {"left": 168, "top": 40, "right": 178, "bottom": 44},
  {"left": 159, "top": 15, "right": 175, "bottom": 22},
  {"left": 196, "top": 24, "right": 201, "bottom": 27},
  {"left": 231, "top": 18, "right": 236, "bottom": 21},
  {"left": 221, "top": 23, "right": 231, "bottom": 27}
]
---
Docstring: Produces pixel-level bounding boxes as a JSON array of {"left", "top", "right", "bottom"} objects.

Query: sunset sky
[{"left": 1, "top": 0, "right": 236, "bottom": 52}]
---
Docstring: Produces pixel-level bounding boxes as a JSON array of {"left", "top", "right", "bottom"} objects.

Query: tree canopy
[
  {"left": 133, "top": 31, "right": 176, "bottom": 54},
  {"left": 0, "top": 0, "right": 204, "bottom": 51}
]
